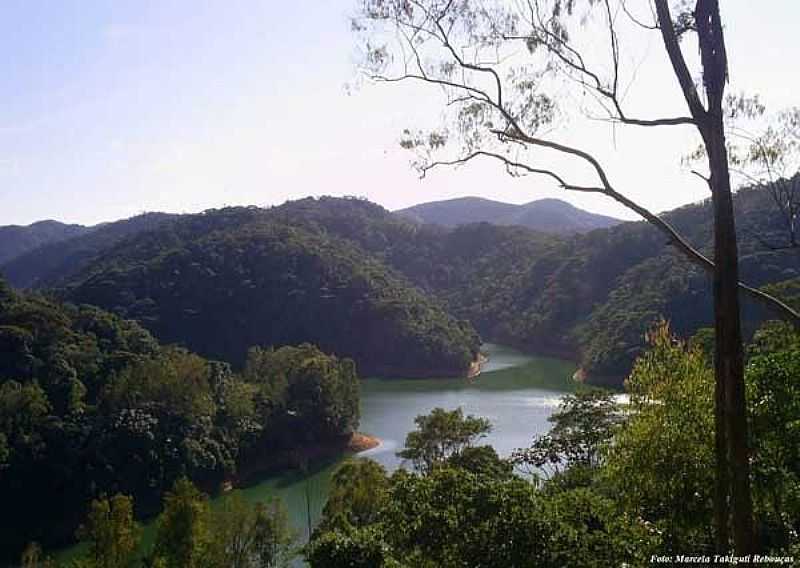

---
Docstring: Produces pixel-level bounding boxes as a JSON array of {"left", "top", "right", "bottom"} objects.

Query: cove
[{"left": 55, "top": 343, "right": 576, "bottom": 564}]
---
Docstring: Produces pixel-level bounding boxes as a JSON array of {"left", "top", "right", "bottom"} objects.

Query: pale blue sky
[{"left": 2, "top": 1, "right": 799, "bottom": 226}]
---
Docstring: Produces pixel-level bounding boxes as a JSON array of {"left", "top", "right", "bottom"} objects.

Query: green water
[{"left": 55, "top": 343, "right": 576, "bottom": 563}]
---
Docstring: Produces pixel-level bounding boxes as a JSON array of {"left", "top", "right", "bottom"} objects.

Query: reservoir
[{"left": 56, "top": 343, "right": 577, "bottom": 563}]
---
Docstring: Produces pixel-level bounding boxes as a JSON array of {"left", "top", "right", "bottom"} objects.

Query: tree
[
  {"left": 320, "top": 458, "right": 390, "bottom": 531},
  {"left": 206, "top": 492, "right": 296, "bottom": 568},
  {"left": 708, "top": 102, "right": 800, "bottom": 251},
  {"left": 151, "top": 478, "right": 213, "bottom": 568},
  {"left": 602, "top": 324, "right": 717, "bottom": 551},
  {"left": 602, "top": 321, "right": 800, "bottom": 553},
  {"left": 353, "top": 0, "right": 797, "bottom": 552},
  {"left": 19, "top": 543, "right": 54, "bottom": 568},
  {"left": 512, "top": 389, "right": 623, "bottom": 479},
  {"left": 397, "top": 407, "right": 491, "bottom": 473},
  {"left": 76, "top": 494, "right": 141, "bottom": 568},
  {"left": 446, "top": 444, "right": 513, "bottom": 479}
]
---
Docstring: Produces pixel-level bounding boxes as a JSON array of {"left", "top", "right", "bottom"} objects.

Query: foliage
[
  {"left": 76, "top": 494, "right": 140, "bottom": 568},
  {"left": 746, "top": 341, "right": 800, "bottom": 551},
  {"left": 396, "top": 407, "right": 491, "bottom": 473},
  {"left": 601, "top": 324, "right": 716, "bottom": 552},
  {"left": 151, "top": 478, "right": 213, "bottom": 568},
  {"left": 0, "top": 279, "right": 359, "bottom": 561},
  {"left": 57, "top": 205, "right": 480, "bottom": 378},
  {"left": 512, "top": 389, "right": 623, "bottom": 478},
  {"left": 446, "top": 444, "right": 513, "bottom": 479},
  {"left": 206, "top": 493, "right": 295, "bottom": 568},
  {"left": 63, "top": 480, "right": 295, "bottom": 568},
  {"left": 319, "top": 458, "right": 389, "bottom": 532},
  {"left": 602, "top": 322, "right": 800, "bottom": 554},
  {"left": 309, "top": 463, "right": 657, "bottom": 567}
]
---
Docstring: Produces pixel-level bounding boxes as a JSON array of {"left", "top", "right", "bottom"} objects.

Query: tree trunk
[
  {"left": 714, "top": 368, "right": 730, "bottom": 552},
  {"left": 704, "top": 120, "right": 754, "bottom": 555},
  {"left": 656, "top": 0, "right": 756, "bottom": 553},
  {"left": 695, "top": 0, "right": 755, "bottom": 555}
]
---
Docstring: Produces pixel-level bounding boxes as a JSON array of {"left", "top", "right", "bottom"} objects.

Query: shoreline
[
  {"left": 227, "top": 431, "right": 382, "bottom": 491},
  {"left": 347, "top": 431, "right": 381, "bottom": 453},
  {"left": 467, "top": 352, "right": 489, "bottom": 379}
]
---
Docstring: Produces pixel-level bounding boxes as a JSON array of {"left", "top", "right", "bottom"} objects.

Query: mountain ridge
[
  {"left": 396, "top": 196, "right": 622, "bottom": 234},
  {"left": 0, "top": 219, "right": 93, "bottom": 265}
]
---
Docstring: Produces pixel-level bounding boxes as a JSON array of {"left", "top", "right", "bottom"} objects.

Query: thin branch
[
  {"left": 481, "top": 128, "right": 800, "bottom": 324},
  {"left": 420, "top": 150, "right": 605, "bottom": 193},
  {"left": 620, "top": 0, "right": 659, "bottom": 30}
]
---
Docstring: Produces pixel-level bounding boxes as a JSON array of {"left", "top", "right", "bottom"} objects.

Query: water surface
[{"left": 56, "top": 343, "right": 576, "bottom": 563}]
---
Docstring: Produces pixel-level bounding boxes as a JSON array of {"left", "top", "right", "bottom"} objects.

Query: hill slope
[
  {"left": 0, "top": 220, "right": 91, "bottom": 265},
  {"left": 10, "top": 190, "right": 797, "bottom": 386},
  {"left": 262, "top": 193, "right": 799, "bottom": 383},
  {"left": 396, "top": 197, "right": 621, "bottom": 234},
  {"left": 0, "top": 277, "right": 361, "bottom": 558},
  {"left": 59, "top": 207, "right": 480, "bottom": 378},
  {"left": 0, "top": 213, "right": 177, "bottom": 288}
]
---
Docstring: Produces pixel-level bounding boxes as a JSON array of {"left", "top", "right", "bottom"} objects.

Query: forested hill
[
  {"left": 57, "top": 207, "right": 480, "bottom": 378},
  {"left": 260, "top": 192, "right": 800, "bottom": 383},
  {"left": 4, "top": 189, "right": 797, "bottom": 386},
  {"left": 0, "top": 212, "right": 177, "bottom": 289},
  {"left": 0, "top": 278, "right": 361, "bottom": 559},
  {"left": 0, "top": 220, "right": 91, "bottom": 265},
  {"left": 396, "top": 196, "right": 621, "bottom": 234}
]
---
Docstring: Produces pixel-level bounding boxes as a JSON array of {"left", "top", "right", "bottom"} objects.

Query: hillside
[
  {"left": 0, "top": 278, "right": 360, "bottom": 558},
  {"left": 0, "top": 220, "right": 91, "bottom": 265},
  {"left": 262, "top": 192, "right": 800, "bottom": 383},
  {"left": 6, "top": 189, "right": 797, "bottom": 386},
  {"left": 58, "top": 206, "right": 480, "bottom": 378},
  {"left": 0, "top": 212, "right": 177, "bottom": 288},
  {"left": 396, "top": 197, "right": 621, "bottom": 234}
]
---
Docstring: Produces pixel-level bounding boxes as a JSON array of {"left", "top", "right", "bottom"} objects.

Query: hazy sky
[{"left": 1, "top": 1, "right": 799, "bottom": 226}]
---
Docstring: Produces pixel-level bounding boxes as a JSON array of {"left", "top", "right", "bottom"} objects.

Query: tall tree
[
  {"left": 77, "top": 494, "right": 140, "bottom": 568},
  {"left": 353, "top": 0, "right": 796, "bottom": 553}
]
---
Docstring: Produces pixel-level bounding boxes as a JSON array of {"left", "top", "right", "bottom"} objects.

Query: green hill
[
  {"left": 0, "top": 277, "right": 361, "bottom": 560},
  {"left": 0, "top": 220, "right": 91, "bottom": 265},
  {"left": 261, "top": 192, "right": 800, "bottom": 383},
  {"left": 58, "top": 206, "right": 480, "bottom": 378},
  {"left": 6, "top": 188, "right": 796, "bottom": 386},
  {"left": 1, "top": 213, "right": 177, "bottom": 289}
]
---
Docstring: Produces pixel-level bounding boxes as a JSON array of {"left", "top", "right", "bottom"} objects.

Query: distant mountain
[
  {"left": 396, "top": 197, "right": 622, "bottom": 234},
  {"left": 0, "top": 220, "right": 92, "bottom": 265},
  {"left": 0, "top": 213, "right": 178, "bottom": 288}
]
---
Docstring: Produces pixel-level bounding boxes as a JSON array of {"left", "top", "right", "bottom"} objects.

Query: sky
[{"left": 1, "top": 1, "right": 799, "bottom": 226}]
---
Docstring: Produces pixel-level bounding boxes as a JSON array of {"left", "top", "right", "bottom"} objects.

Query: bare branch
[
  {"left": 620, "top": 0, "right": 659, "bottom": 30},
  {"left": 420, "top": 150, "right": 605, "bottom": 193}
]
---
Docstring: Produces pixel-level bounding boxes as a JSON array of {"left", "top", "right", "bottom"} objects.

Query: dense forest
[
  {"left": 0, "top": 278, "right": 360, "bottom": 561},
  {"left": 0, "top": 221, "right": 91, "bottom": 266},
  {"left": 266, "top": 190, "right": 800, "bottom": 381},
  {"left": 1, "top": 213, "right": 177, "bottom": 289},
  {"left": 49, "top": 207, "right": 480, "bottom": 378},
  {"left": 305, "top": 322, "right": 800, "bottom": 566},
  {"left": 2, "top": 186, "right": 797, "bottom": 385},
  {"left": 35, "top": 321, "right": 799, "bottom": 566}
]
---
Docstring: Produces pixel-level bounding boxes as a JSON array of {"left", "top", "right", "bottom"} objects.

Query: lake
[{"left": 55, "top": 343, "right": 576, "bottom": 563}]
